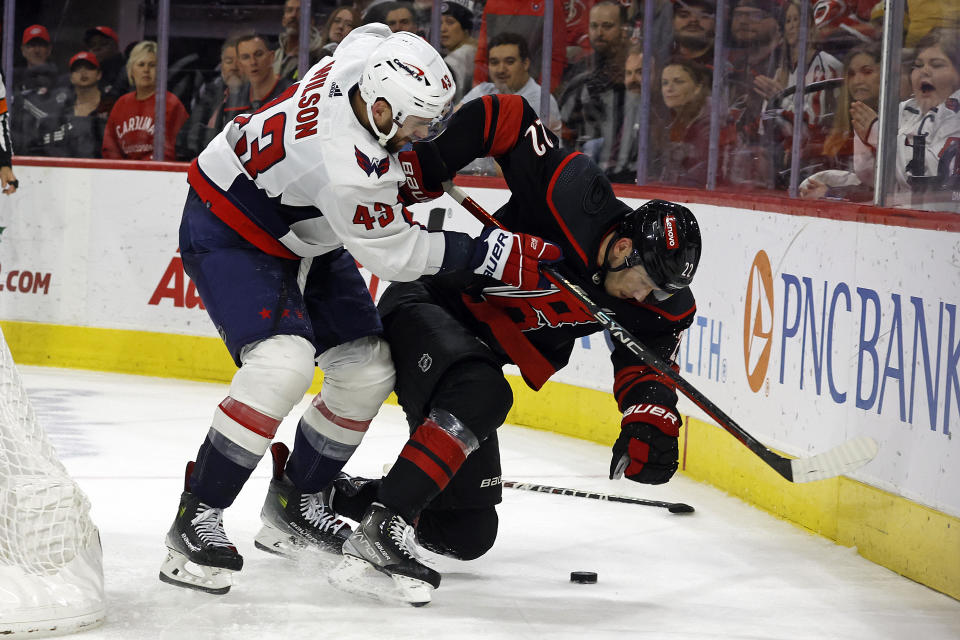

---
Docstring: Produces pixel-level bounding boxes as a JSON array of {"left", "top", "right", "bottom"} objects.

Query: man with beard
[
  {"left": 671, "top": 0, "right": 717, "bottom": 69},
  {"left": 559, "top": 1, "right": 628, "bottom": 164},
  {"left": 723, "top": 0, "right": 783, "bottom": 188},
  {"left": 274, "top": 0, "right": 326, "bottom": 82},
  {"left": 606, "top": 44, "right": 662, "bottom": 183}
]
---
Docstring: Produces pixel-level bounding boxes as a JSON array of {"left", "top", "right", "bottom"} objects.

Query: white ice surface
[{"left": 17, "top": 366, "right": 960, "bottom": 640}]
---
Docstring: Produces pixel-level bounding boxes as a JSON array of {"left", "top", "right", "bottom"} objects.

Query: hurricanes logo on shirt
[{"left": 355, "top": 146, "right": 390, "bottom": 178}]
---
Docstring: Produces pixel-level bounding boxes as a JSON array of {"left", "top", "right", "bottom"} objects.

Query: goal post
[{"left": 0, "top": 328, "right": 105, "bottom": 637}]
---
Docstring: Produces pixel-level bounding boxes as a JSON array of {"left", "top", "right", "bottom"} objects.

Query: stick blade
[{"left": 789, "top": 436, "right": 879, "bottom": 482}]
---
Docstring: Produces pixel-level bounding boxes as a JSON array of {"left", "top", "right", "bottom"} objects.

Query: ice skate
[
  {"left": 159, "top": 489, "right": 243, "bottom": 595},
  {"left": 328, "top": 502, "right": 440, "bottom": 607},
  {"left": 254, "top": 442, "right": 352, "bottom": 559}
]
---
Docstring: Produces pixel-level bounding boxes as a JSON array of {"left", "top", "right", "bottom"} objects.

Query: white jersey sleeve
[{"left": 189, "top": 24, "right": 457, "bottom": 280}]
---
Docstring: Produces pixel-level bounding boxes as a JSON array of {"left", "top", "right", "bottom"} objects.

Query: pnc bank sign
[{"left": 741, "top": 249, "right": 958, "bottom": 436}]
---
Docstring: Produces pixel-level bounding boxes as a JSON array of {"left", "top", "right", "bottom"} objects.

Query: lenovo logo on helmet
[{"left": 664, "top": 215, "right": 679, "bottom": 250}]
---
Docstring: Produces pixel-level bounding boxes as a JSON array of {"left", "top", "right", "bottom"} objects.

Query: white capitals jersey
[{"left": 189, "top": 24, "right": 447, "bottom": 282}]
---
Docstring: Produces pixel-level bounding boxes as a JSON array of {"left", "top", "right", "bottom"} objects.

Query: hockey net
[{"left": 0, "top": 328, "right": 105, "bottom": 637}]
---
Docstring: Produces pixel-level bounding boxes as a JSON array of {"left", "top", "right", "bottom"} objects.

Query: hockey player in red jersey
[
  {"left": 326, "top": 93, "right": 703, "bottom": 605},
  {"left": 159, "top": 26, "right": 560, "bottom": 595}
]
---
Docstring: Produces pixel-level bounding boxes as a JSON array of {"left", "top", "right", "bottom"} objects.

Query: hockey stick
[
  {"left": 504, "top": 481, "right": 694, "bottom": 514},
  {"left": 445, "top": 182, "right": 879, "bottom": 483}
]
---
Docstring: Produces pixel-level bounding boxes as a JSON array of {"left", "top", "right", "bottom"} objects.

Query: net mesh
[{"left": 0, "top": 329, "right": 94, "bottom": 575}]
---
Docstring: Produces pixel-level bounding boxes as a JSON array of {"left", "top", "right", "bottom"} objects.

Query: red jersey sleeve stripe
[
  {"left": 187, "top": 159, "right": 298, "bottom": 260},
  {"left": 546, "top": 152, "right": 590, "bottom": 266},
  {"left": 487, "top": 94, "right": 525, "bottom": 157},
  {"left": 481, "top": 95, "right": 494, "bottom": 148}
]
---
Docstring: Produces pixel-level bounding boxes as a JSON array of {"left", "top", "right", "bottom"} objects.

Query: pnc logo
[{"left": 743, "top": 250, "right": 774, "bottom": 392}]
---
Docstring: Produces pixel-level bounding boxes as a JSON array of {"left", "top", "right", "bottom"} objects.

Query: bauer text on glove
[
  {"left": 470, "top": 227, "right": 563, "bottom": 290},
  {"left": 609, "top": 403, "right": 681, "bottom": 485}
]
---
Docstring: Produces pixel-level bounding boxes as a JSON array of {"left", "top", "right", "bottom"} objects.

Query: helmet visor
[{"left": 395, "top": 102, "right": 453, "bottom": 143}]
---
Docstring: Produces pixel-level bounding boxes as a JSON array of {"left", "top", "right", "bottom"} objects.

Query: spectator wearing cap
[
  {"left": 440, "top": 0, "right": 477, "bottom": 102},
  {"left": 10, "top": 27, "right": 69, "bottom": 156},
  {"left": 274, "top": 0, "right": 326, "bottom": 82},
  {"left": 38, "top": 52, "right": 114, "bottom": 158},
  {"left": 13, "top": 25, "right": 57, "bottom": 94},
  {"left": 102, "top": 41, "right": 189, "bottom": 161},
  {"left": 85, "top": 26, "right": 128, "bottom": 99}
]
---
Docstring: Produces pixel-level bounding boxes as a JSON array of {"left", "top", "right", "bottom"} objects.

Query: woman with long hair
[
  {"left": 658, "top": 58, "right": 723, "bottom": 186},
  {"left": 317, "top": 5, "right": 361, "bottom": 59},
  {"left": 799, "top": 43, "right": 881, "bottom": 200}
]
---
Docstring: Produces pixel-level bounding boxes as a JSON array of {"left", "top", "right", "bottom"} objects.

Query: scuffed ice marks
[{"left": 23, "top": 387, "right": 101, "bottom": 458}]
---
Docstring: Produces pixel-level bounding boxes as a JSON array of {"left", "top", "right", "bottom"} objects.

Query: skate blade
[
  {"left": 159, "top": 548, "right": 235, "bottom": 595},
  {"left": 254, "top": 523, "right": 343, "bottom": 562},
  {"left": 328, "top": 554, "right": 433, "bottom": 607}
]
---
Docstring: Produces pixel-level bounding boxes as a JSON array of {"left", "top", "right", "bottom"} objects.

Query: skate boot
[
  {"left": 329, "top": 502, "right": 440, "bottom": 607},
  {"left": 254, "top": 442, "right": 352, "bottom": 559},
  {"left": 329, "top": 473, "right": 380, "bottom": 522},
  {"left": 159, "top": 464, "right": 243, "bottom": 595}
]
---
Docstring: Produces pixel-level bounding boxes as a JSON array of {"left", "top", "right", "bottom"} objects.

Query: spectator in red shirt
[{"left": 102, "top": 41, "right": 189, "bottom": 161}]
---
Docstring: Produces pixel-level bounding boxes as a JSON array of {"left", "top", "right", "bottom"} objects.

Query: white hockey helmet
[{"left": 359, "top": 31, "right": 456, "bottom": 147}]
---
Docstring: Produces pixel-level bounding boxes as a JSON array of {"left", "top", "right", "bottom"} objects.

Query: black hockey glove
[{"left": 609, "top": 404, "right": 681, "bottom": 485}]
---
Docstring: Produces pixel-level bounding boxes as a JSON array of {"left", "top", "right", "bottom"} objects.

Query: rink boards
[{"left": 0, "top": 160, "right": 957, "bottom": 600}]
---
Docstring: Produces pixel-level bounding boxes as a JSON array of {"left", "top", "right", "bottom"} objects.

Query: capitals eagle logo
[{"left": 355, "top": 146, "right": 390, "bottom": 178}]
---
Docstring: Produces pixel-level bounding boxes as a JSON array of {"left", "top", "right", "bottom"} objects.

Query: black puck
[
  {"left": 570, "top": 571, "right": 597, "bottom": 584},
  {"left": 668, "top": 503, "right": 695, "bottom": 514}
]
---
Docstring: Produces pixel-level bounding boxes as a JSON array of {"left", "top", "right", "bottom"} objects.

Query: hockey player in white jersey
[{"left": 159, "top": 24, "right": 561, "bottom": 595}]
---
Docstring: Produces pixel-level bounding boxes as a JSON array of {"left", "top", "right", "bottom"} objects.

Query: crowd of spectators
[{"left": 7, "top": 0, "right": 960, "bottom": 210}]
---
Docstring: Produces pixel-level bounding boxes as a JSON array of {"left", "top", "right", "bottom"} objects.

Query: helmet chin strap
[
  {"left": 592, "top": 233, "right": 628, "bottom": 284},
  {"left": 367, "top": 100, "right": 399, "bottom": 147}
]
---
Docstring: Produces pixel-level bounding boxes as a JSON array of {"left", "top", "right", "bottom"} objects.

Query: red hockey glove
[
  {"left": 398, "top": 148, "right": 444, "bottom": 205},
  {"left": 471, "top": 227, "right": 563, "bottom": 290},
  {"left": 609, "top": 404, "right": 681, "bottom": 485}
]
